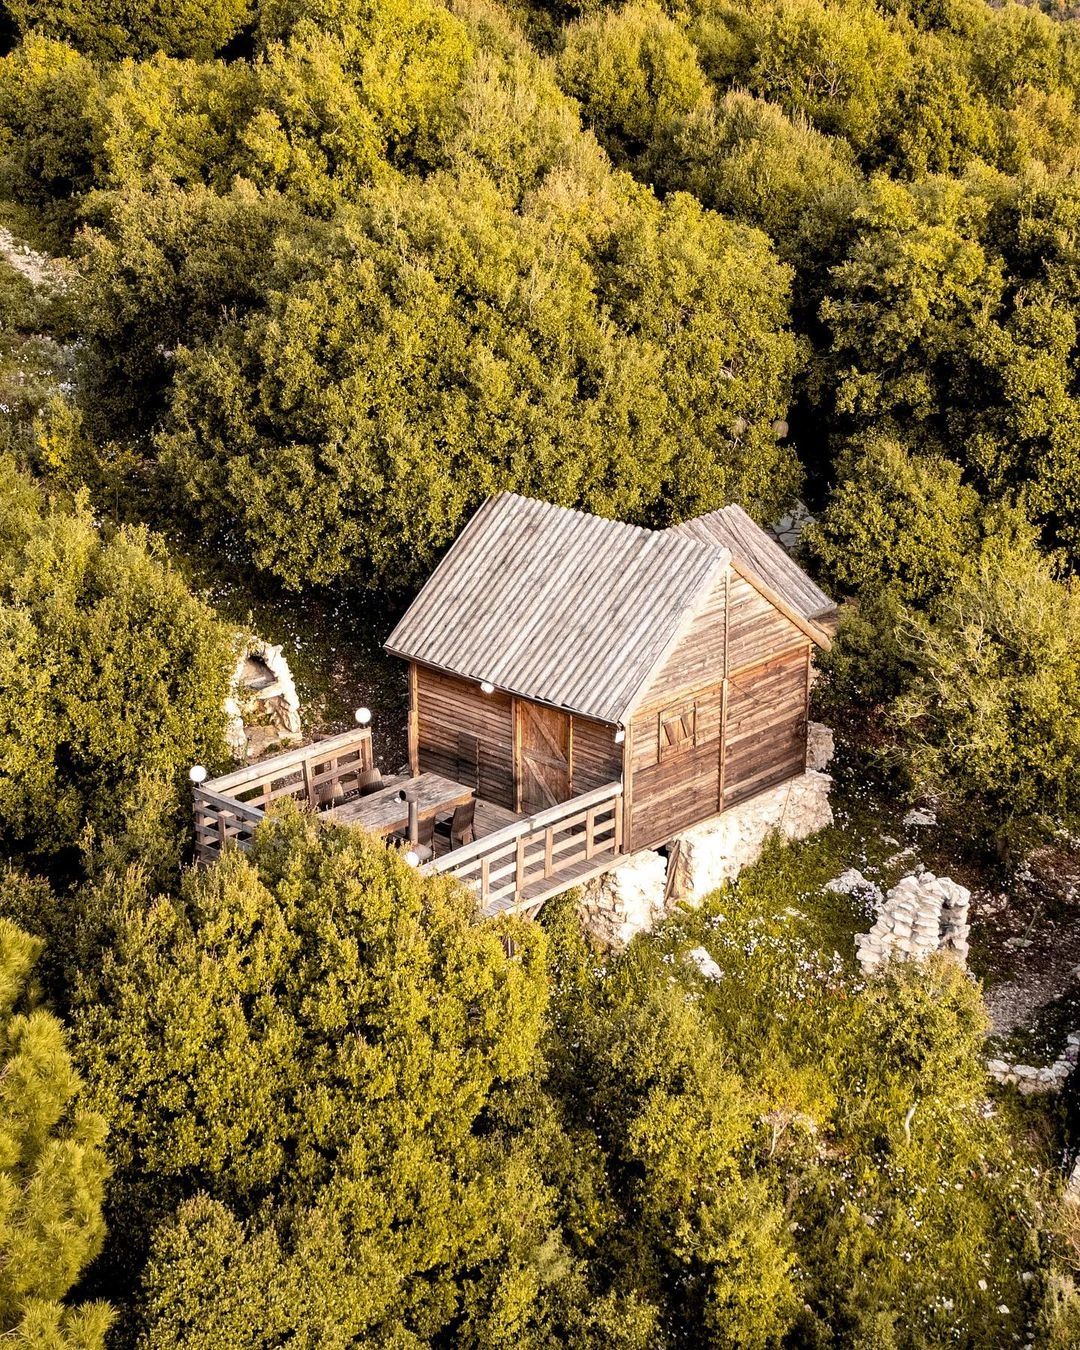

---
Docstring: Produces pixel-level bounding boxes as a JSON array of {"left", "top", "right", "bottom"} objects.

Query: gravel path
[{"left": 974, "top": 890, "right": 1080, "bottom": 1037}]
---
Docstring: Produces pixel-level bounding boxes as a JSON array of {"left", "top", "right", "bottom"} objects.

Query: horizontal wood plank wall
[
  {"left": 727, "top": 573, "right": 806, "bottom": 674},
  {"left": 571, "top": 715, "right": 622, "bottom": 794},
  {"left": 627, "top": 682, "right": 724, "bottom": 850},
  {"left": 723, "top": 646, "right": 809, "bottom": 808},
  {"left": 639, "top": 572, "right": 728, "bottom": 707},
  {"left": 415, "top": 665, "right": 515, "bottom": 809}
]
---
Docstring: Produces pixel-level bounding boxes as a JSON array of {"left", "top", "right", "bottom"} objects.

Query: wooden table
[{"left": 332, "top": 772, "right": 473, "bottom": 839}]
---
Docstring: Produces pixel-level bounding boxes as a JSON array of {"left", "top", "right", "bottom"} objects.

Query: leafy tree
[
  {"left": 819, "top": 173, "right": 1080, "bottom": 562},
  {"left": 820, "top": 174, "right": 1000, "bottom": 429},
  {"left": 809, "top": 433, "right": 982, "bottom": 608},
  {"left": 0, "top": 463, "right": 233, "bottom": 859},
  {"left": 75, "top": 179, "right": 316, "bottom": 438},
  {"left": 0, "top": 917, "right": 111, "bottom": 1346},
  {"left": 883, "top": 29, "right": 997, "bottom": 176},
  {"left": 241, "top": 0, "right": 474, "bottom": 213},
  {"left": 657, "top": 90, "right": 862, "bottom": 269},
  {"left": 7, "top": 0, "right": 254, "bottom": 60},
  {"left": 736, "top": 0, "right": 910, "bottom": 157},
  {"left": 542, "top": 900, "right": 797, "bottom": 1345},
  {"left": 556, "top": 2, "right": 709, "bottom": 158},
  {"left": 73, "top": 808, "right": 616, "bottom": 1346},
  {"left": 154, "top": 171, "right": 799, "bottom": 592},
  {"left": 893, "top": 528, "right": 1080, "bottom": 846},
  {"left": 98, "top": 53, "right": 259, "bottom": 194},
  {"left": 0, "top": 37, "right": 102, "bottom": 234},
  {"left": 652, "top": 868, "right": 1047, "bottom": 1344}
]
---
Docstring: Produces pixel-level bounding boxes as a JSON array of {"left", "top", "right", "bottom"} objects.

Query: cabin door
[{"left": 517, "top": 703, "right": 571, "bottom": 814}]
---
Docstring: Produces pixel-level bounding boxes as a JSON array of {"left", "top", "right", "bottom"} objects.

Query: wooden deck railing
[
  {"left": 193, "top": 728, "right": 374, "bottom": 862},
  {"left": 424, "top": 780, "right": 623, "bottom": 916}
]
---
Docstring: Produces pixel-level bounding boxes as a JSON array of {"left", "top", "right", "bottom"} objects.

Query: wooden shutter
[{"left": 658, "top": 702, "right": 697, "bottom": 761}]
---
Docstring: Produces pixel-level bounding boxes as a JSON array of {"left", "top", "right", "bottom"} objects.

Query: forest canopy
[{"left": 2, "top": 0, "right": 1080, "bottom": 1341}]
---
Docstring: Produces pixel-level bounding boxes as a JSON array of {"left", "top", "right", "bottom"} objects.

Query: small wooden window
[{"left": 658, "top": 702, "right": 697, "bottom": 760}]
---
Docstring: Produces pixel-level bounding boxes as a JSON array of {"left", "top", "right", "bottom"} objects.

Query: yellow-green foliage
[
  {"left": 809, "top": 433, "right": 983, "bottom": 607},
  {"left": 153, "top": 170, "right": 799, "bottom": 590},
  {"left": 74, "top": 808, "right": 594, "bottom": 1346},
  {"left": 0, "top": 462, "right": 233, "bottom": 858},
  {"left": 633, "top": 860, "right": 1050, "bottom": 1346},
  {"left": 895, "top": 529, "right": 1080, "bottom": 844},
  {"left": 8, "top": 0, "right": 255, "bottom": 59},
  {"left": 0, "top": 918, "right": 111, "bottom": 1345}
]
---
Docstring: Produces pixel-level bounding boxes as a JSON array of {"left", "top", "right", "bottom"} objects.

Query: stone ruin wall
[{"left": 854, "top": 872, "right": 971, "bottom": 975}]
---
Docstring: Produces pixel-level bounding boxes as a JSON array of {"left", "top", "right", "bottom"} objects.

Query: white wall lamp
[
  {"left": 480, "top": 681, "right": 495, "bottom": 694},
  {"left": 189, "top": 764, "right": 208, "bottom": 785},
  {"left": 355, "top": 707, "right": 372, "bottom": 726},
  {"left": 614, "top": 727, "right": 625, "bottom": 745}
]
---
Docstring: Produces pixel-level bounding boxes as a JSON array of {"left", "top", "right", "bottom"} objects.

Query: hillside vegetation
[{"left": 1, "top": 0, "right": 1080, "bottom": 1343}]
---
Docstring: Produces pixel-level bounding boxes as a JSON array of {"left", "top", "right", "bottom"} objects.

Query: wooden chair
[
  {"left": 435, "top": 798, "right": 476, "bottom": 852},
  {"left": 405, "top": 812, "right": 436, "bottom": 863}
]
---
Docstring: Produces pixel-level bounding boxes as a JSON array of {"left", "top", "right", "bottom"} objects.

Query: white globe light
[
  {"left": 189, "top": 765, "right": 208, "bottom": 784},
  {"left": 355, "top": 707, "right": 372, "bottom": 726},
  {"left": 480, "top": 681, "right": 495, "bottom": 694},
  {"left": 404, "top": 849, "right": 421, "bottom": 868}
]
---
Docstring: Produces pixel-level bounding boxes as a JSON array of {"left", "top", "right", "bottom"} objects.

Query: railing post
[
  {"left": 585, "top": 807, "right": 595, "bottom": 860},
  {"left": 543, "top": 827, "right": 553, "bottom": 878},
  {"left": 515, "top": 837, "right": 525, "bottom": 899},
  {"left": 302, "top": 752, "right": 314, "bottom": 806},
  {"left": 216, "top": 809, "right": 228, "bottom": 857},
  {"left": 481, "top": 857, "right": 490, "bottom": 908},
  {"left": 613, "top": 796, "right": 623, "bottom": 852}
]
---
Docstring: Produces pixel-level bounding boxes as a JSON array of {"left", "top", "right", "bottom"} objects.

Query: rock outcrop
[{"left": 226, "top": 637, "right": 303, "bottom": 759}]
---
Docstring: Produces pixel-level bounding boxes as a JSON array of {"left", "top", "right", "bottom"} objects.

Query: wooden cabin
[{"left": 385, "top": 493, "right": 835, "bottom": 862}]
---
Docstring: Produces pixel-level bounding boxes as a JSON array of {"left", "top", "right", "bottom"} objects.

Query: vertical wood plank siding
[
  {"left": 723, "top": 647, "right": 809, "bottom": 807},
  {"left": 639, "top": 573, "right": 729, "bottom": 703},
  {"left": 625, "top": 568, "right": 813, "bottom": 850},
  {"left": 415, "top": 665, "right": 515, "bottom": 808}
]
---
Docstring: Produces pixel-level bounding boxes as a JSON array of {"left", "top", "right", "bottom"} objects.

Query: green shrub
[
  {"left": 556, "top": 2, "right": 709, "bottom": 156},
  {"left": 809, "top": 433, "right": 982, "bottom": 608},
  {"left": 8, "top": 0, "right": 254, "bottom": 59},
  {"left": 893, "top": 528, "right": 1080, "bottom": 847},
  {"left": 75, "top": 807, "right": 591, "bottom": 1346},
  {"left": 0, "top": 463, "right": 233, "bottom": 859},
  {"left": 0, "top": 917, "right": 112, "bottom": 1345}
]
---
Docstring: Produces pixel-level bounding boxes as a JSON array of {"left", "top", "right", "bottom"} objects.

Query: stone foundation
[
  {"left": 578, "top": 768, "right": 834, "bottom": 946},
  {"left": 672, "top": 769, "right": 834, "bottom": 906},
  {"left": 578, "top": 851, "right": 669, "bottom": 949},
  {"left": 854, "top": 872, "right": 970, "bottom": 975}
]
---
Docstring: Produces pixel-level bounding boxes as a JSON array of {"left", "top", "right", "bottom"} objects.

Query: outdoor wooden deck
[
  {"left": 423, "top": 781, "right": 623, "bottom": 917},
  {"left": 193, "top": 733, "right": 624, "bottom": 914}
]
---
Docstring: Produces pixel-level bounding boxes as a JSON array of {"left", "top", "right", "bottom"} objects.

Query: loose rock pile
[
  {"left": 987, "top": 1035, "right": 1080, "bottom": 1095},
  {"left": 855, "top": 871, "right": 971, "bottom": 975}
]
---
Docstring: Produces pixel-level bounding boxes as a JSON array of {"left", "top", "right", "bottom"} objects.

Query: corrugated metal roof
[
  {"left": 385, "top": 493, "right": 729, "bottom": 725},
  {"left": 671, "top": 504, "right": 836, "bottom": 623}
]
